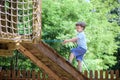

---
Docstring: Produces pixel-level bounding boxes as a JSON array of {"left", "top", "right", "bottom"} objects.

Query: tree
[
  {"left": 42, "top": 0, "right": 120, "bottom": 70},
  {"left": 90, "top": 0, "right": 120, "bottom": 70}
]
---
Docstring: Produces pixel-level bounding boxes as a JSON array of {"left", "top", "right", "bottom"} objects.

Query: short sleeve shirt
[{"left": 77, "top": 31, "right": 87, "bottom": 50}]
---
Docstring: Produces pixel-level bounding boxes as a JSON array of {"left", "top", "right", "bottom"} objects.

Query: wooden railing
[
  {"left": 0, "top": 70, "right": 120, "bottom": 80},
  {"left": 83, "top": 70, "right": 120, "bottom": 80},
  {"left": 0, "top": 70, "right": 54, "bottom": 80}
]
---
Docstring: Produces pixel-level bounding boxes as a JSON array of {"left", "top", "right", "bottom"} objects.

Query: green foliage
[
  {"left": 0, "top": 51, "right": 39, "bottom": 71},
  {"left": 42, "top": 0, "right": 120, "bottom": 70}
]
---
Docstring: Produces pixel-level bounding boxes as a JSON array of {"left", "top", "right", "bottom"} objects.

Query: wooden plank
[
  {"left": 21, "top": 70, "right": 26, "bottom": 78},
  {"left": 37, "top": 42, "right": 87, "bottom": 80},
  {"left": 19, "top": 42, "right": 89, "bottom": 80},
  {"left": 84, "top": 70, "right": 88, "bottom": 78},
  {"left": 7, "top": 70, "right": 11, "bottom": 79},
  {"left": 0, "top": 36, "right": 21, "bottom": 43},
  {"left": 105, "top": 70, "right": 108, "bottom": 79},
  {"left": 0, "top": 50, "right": 13, "bottom": 56},
  {"left": 18, "top": 44, "right": 62, "bottom": 80},
  {"left": 115, "top": 70, "right": 119, "bottom": 80},
  {"left": 95, "top": 70, "right": 98, "bottom": 80},
  {"left": 8, "top": 42, "right": 20, "bottom": 50},
  {"left": 37, "top": 71, "right": 41, "bottom": 80},
  {"left": 110, "top": 70, "right": 114, "bottom": 80},
  {"left": 100, "top": 70, "right": 103, "bottom": 80},
  {"left": 17, "top": 70, "right": 21, "bottom": 78},
  {"left": 27, "top": 70, "right": 31, "bottom": 79},
  {"left": 0, "top": 42, "right": 19, "bottom": 50},
  {"left": 42, "top": 70, "right": 46, "bottom": 80},
  {"left": 32, "top": 70, "right": 36, "bottom": 79},
  {"left": 24, "top": 44, "right": 72, "bottom": 78},
  {"left": 12, "top": 70, "right": 15, "bottom": 79},
  {"left": 89, "top": 70, "right": 93, "bottom": 80},
  {"left": 32, "top": 43, "right": 73, "bottom": 79}
]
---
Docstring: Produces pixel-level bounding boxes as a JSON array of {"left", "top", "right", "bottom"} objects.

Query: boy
[{"left": 63, "top": 21, "right": 87, "bottom": 72}]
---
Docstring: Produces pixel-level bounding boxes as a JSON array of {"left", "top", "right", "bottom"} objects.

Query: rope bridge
[{"left": 0, "top": 0, "right": 41, "bottom": 43}]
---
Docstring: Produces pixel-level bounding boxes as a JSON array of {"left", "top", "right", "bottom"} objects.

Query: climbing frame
[
  {"left": 0, "top": 0, "right": 41, "bottom": 42},
  {"left": 0, "top": 0, "right": 41, "bottom": 56}
]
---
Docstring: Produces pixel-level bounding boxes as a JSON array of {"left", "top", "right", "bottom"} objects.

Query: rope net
[{"left": 0, "top": 0, "right": 41, "bottom": 43}]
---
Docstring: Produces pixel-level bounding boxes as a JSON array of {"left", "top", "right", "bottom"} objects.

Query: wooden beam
[
  {"left": 32, "top": 0, "right": 41, "bottom": 43},
  {"left": 0, "top": 42, "right": 19, "bottom": 50},
  {"left": 0, "top": 36, "right": 21, "bottom": 43},
  {"left": 19, "top": 42, "right": 89, "bottom": 80},
  {"left": 37, "top": 42, "right": 87, "bottom": 80},
  {"left": 18, "top": 44, "right": 62, "bottom": 80},
  {"left": 0, "top": 50, "right": 13, "bottom": 56}
]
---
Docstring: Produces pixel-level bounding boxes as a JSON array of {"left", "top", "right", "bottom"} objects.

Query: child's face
[{"left": 76, "top": 26, "right": 83, "bottom": 32}]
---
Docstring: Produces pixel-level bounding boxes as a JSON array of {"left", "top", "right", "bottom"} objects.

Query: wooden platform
[
  {"left": 18, "top": 41, "right": 89, "bottom": 80},
  {"left": 0, "top": 42, "right": 19, "bottom": 56}
]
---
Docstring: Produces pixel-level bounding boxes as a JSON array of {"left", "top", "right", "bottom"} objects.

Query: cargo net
[{"left": 0, "top": 0, "right": 41, "bottom": 42}]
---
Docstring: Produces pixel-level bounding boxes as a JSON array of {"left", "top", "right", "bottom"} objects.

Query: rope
[
  {"left": 43, "top": 39, "right": 90, "bottom": 72},
  {"left": 82, "top": 59, "right": 89, "bottom": 72},
  {"left": 0, "top": 0, "right": 40, "bottom": 42},
  {"left": 42, "top": 39, "right": 63, "bottom": 43}
]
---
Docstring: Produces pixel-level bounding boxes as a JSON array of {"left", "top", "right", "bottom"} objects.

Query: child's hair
[{"left": 75, "top": 22, "right": 86, "bottom": 30}]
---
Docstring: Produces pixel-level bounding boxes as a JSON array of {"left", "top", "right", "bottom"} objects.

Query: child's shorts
[{"left": 71, "top": 46, "right": 86, "bottom": 61}]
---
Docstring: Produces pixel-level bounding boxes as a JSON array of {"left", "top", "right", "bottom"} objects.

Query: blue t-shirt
[{"left": 77, "top": 31, "right": 87, "bottom": 50}]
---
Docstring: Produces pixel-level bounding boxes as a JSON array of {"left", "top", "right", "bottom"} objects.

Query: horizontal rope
[{"left": 42, "top": 39, "right": 63, "bottom": 43}]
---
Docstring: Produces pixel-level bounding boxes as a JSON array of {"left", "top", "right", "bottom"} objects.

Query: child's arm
[{"left": 63, "top": 37, "right": 78, "bottom": 44}]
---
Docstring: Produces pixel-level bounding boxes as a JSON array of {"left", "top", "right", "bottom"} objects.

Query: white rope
[{"left": 0, "top": 0, "right": 40, "bottom": 42}]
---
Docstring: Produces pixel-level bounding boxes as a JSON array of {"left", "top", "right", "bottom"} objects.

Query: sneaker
[{"left": 67, "top": 60, "right": 72, "bottom": 64}]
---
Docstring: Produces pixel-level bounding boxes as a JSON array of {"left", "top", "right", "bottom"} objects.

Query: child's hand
[{"left": 62, "top": 40, "right": 68, "bottom": 44}]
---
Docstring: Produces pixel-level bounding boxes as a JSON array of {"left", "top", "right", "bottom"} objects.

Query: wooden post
[
  {"left": 84, "top": 70, "right": 88, "bottom": 78},
  {"left": 32, "top": 70, "right": 36, "bottom": 79},
  {"left": 105, "top": 70, "right": 108, "bottom": 79},
  {"left": 115, "top": 70, "right": 119, "bottom": 80},
  {"left": 95, "top": 70, "right": 98, "bottom": 80},
  {"left": 100, "top": 70, "right": 103, "bottom": 80},
  {"left": 32, "top": 0, "right": 42, "bottom": 43},
  {"left": 110, "top": 70, "right": 114, "bottom": 80},
  {"left": 12, "top": 70, "right": 15, "bottom": 79},
  {"left": 17, "top": 70, "right": 21, "bottom": 78},
  {"left": 7, "top": 70, "right": 11, "bottom": 79},
  {"left": 27, "top": 70, "right": 31, "bottom": 79},
  {"left": 21, "top": 70, "right": 26, "bottom": 78},
  {"left": 42, "top": 70, "right": 46, "bottom": 80},
  {"left": 37, "top": 71, "right": 41, "bottom": 80},
  {"left": 89, "top": 70, "right": 93, "bottom": 80}
]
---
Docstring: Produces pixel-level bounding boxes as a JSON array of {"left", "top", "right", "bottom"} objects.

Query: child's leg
[
  {"left": 69, "top": 53, "right": 74, "bottom": 63},
  {"left": 78, "top": 60, "right": 82, "bottom": 72}
]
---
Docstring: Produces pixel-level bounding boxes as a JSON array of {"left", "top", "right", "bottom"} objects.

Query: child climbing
[{"left": 63, "top": 21, "right": 87, "bottom": 72}]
